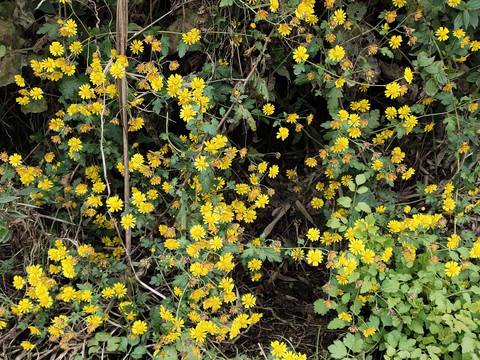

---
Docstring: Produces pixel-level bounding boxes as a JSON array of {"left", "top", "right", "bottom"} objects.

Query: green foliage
[{"left": 1, "top": 0, "right": 480, "bottom": 358}]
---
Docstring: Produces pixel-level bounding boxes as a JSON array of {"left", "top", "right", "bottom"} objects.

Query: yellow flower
[
  {"left": 338, "top": 312, "right": 352, "bottom": 321},
  {"left": 385, "top": 82, "right": 402, "bottom": 99},
  {"left": 241, "top": 293, "right": 256, "bottom": 308},
  {"left": 293, "top": 46, "right": 309, "bottom": 63},
  {"left": 271, "top": 341, "right": 287, "bottom": 358},
  {"left": 130, "top": 39, "right": 144, "bottom": 54},
  {"left": 306, "top": 249, "right": 323, "bottom": 266},
  {"left": 49, "top": 41, "right": 64, "bottom": 56},
  {"left": 268, "top": 165, "right": 279, "bottom": 178},
  {"left": 448, "top": 0, "right": 461, "bottom": 7},
  {"left": 14, "top": 74, "right": 25, "bottom": 87},
  {"left": 328, "top": 45, "right": 345, "bottom": 62},
  {"left": 331, "top": 137, "right": 349, "bottom": 153},
  {"left": 9, "top": 153, "right": 22, "bottom": 167},
  {"left": 404, "top": 67, "right": 413, "bottom": 84},
  {"left": 276, "top": 127, "right": 289, "bottom": 141},
  {"left": 190, "top": 224, "right": 206, "bottom": 241},
  {"left": 333, "top": 9, "right": 346, "bottom": 25},
  {"left": 182, "top": 28, "right": 201, "bottom": 45},
  {"left": 363, "top": 327, "right": 376, "bottom": 337},
  {"left": 278, "top": 24, "right": 292, "bottom": 36},
  {"left": 131, "top": 320, "right": 147, "bottom": 335},
  {"left": 106, "top": 196, "right": 123, "bottom": 212},
  {"left": 30, "top": 87, "right": 43, "bottom": 100},
  {"left": 21, "top": 341, "right": 35, "bottom": 350},
  {"left": 435, "top": 27, "right": 449, "bottom": 41},
  {"left": 445, "top": 261, "right": 460, "bottom": 277},
  {"left": 306, "top": 228, "right": 320, "bottom": 241},
  {"left": 121, "top": 214, "right": 136, "bottom": 229},
  {"left": 13, "top": 276, "right": 26, "bottom": 289},
  {"left": 194, "top": 155, "right": 209, "bottom": 171},
  {"left": 68, "top": 137, "right": 83, "bottom": 151},
  {"left": 389, "top": 35, "right": 402, "bottom": 49},
  {"left": 262, "top": 103, "right": 275, "bottom": 115}
]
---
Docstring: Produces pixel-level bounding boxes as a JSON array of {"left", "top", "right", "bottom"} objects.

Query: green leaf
[
  {"left": 344, "top": 333, "right": 364, "bottom": 352},
  {"left": 313, "top": 299, "right": 331, "bottom": 315},
  {"left": 380, "top": 47, "right": 394, "bottom": 58},
  {"left": 409, "top": 320, "right": 424, "bottom": 334},
  {"left": 461, "top": 333, "right": 477, "bottom": 353},
  {"left": 355, "top": 174, "right": 366, "bottom": 185},
  {"left": 357, "top": 186, "right": 368, "bottom": 194},
  {"left": 355, "top": 202, "right": 371, "bottom": 213},
  {"left": 337, "top": 196, "right": 352, "bottom": 208},
  {"left": 177, "top": 41, "right": 188, "bottom": 58},
  {"left": 0, "top": 195, "right": 18, "bottom": 204},
  {"left": 328, "top": 340, "right": 348, "bottom": 358},
  {"left": 131, "top": 345, "right": 148, "bottom": 358},
  {"left": 0, "top": 45, "right": 6, "bottom": 59},
  {"left": 163, "top": 346, "right": 178, "bottom": 360},
  {"left": 219, "top": 0, "right": 234, "bottom": 6},
  {"left": 328, "top": 318, "right": 347, "bottom": 330},
  {"left": 425, "top": 78, "right": 438, "bottom": 96},
  {"left": 382, "top": 279, "right": 399, "bottom": 293},
  {"left": 469, "top": 0, "right": 480, "bottom": 10},
  {"left": 327, "top": 217, "right": 341, "bottom": 229}
]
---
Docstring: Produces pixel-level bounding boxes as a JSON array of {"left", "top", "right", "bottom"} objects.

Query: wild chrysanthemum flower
[
  {"left": 278, "top": 24, "right": 292, "bottom": 36},
  {"left": 445, "top": 261, "right": 460, "bottom": 277},
  {"left": 182, "top": 28, "right": 201, "bottom": 45},
  {"left": 121, "top": 214, "right": 136, "bottom": 229},
  {"left": 262, "top": 103, "right": 275, "bottom": 115},
  {"left": 389, "top": 35, "right": 402, "bottom": 49},
  {"left": 333, "top": 9, "right": 346, "bottom": 25},
  {"left": 385, "top": 82, "right": 402, "bottom": 99},
  {"left": 293, "top": 46, "right": 309, "bottom": 63},
  {"left": 328, "top": 45, "right": 345, "bottom": 62},
  {"left": 404, "top": 67, "right": 413, "bottom": 84},
  {"left": 276, "top": 127, "right": 289, "bottom": 141},
  {"left": 306, "top": 249, "right": 323, "bottom": 266},
  {"left": 435, "top": 27, "right": 449, "bottom": 41},
  {"left": 130, "top": 39, "right": 144, "bottom": 54}
]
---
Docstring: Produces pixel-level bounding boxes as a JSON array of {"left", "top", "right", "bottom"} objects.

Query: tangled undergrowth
[{"left": 1, "top": 0, "right": 480, "bottom": 359}]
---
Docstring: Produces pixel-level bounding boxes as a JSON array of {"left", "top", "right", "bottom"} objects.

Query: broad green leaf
[
  {"left": 337, "top": 196, "right": 352, "bottom": 208},
  {"left": 328, "top": 318, "right": 347, "bottom": 330},
  {"left": 313, "top": 299, "right": 330, "bottom": 315},
  {"left": 355, "top": 202, "right": 371, "bottom": 213},
  {"left": 95, "top": 332, "right": 112, "bottom": 342},
  {"left": 461, "top": 333, "right": 477, "bottom": 353},
  {"left": 219, "top": 0, "right": 234, "bottom": 6},
  {"left": 357, "top": 186, "right": 368, "bottom": 194},
  {"left": 131, "top": 345, "right": 148, "bottom": 359},
  {"left": 355, "top": 174, "right": 366, "bottom": 185},
  {"left": 177, "top": 41, "right": 188, "bottom": 58},
  {"left": 328, "top": 340, "right": 348, "bottom": 358},
  {"left": 0, "top": 195, "right": 18, "bottom": 204}
]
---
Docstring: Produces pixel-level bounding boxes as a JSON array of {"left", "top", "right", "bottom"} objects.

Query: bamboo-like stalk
[{"left": 116, "top": 0, "right": 131, "bottom": 255}]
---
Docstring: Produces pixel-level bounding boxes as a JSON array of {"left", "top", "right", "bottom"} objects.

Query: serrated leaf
[
  {"left": 344, "top": 333, "right": 364, "bottom": 352},
  {"left": 314, "top": 299, "right": 330, "bottom": 315},
  {"left": 328, "top": 318, "right": 347, "bottom": 330},
  {"left": 328, "top": 340, "right": 348, "bottom": 358},
  {"left": 177, "top": 41, "right": 188, "bottom": 58}
]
